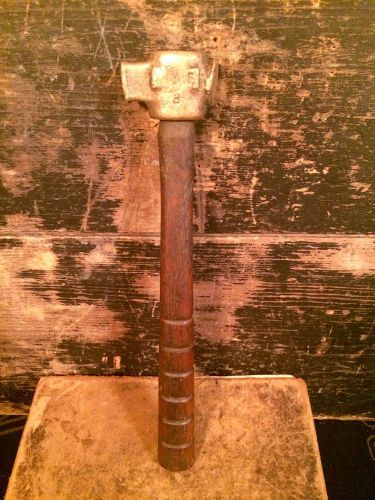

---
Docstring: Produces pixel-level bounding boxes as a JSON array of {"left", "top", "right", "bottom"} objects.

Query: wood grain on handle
[{"left": 158, "top": 121, "right": 195, "bottom": 471}]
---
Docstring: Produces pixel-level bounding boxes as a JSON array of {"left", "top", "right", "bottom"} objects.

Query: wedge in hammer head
[{"left": 121, "top": 51, "right": 217, "bottom": 120}]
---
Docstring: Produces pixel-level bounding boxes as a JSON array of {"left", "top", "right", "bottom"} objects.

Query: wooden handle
[{"left": 158, "top": 121, "right": 195, "bottom": 471}]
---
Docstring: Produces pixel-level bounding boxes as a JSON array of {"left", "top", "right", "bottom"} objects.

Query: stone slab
[{"left": 6, "top": 376, "right": 327, "bottom": 500}]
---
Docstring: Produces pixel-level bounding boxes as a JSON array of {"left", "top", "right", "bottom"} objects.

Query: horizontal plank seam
[{"left": 0, "top": 232, "right": 374, "bottom": 241}]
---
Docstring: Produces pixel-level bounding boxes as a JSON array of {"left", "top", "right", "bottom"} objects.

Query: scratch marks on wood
[
  {"left": 79, "top": 139, "right": 114, "bottom": 232},
  {"left": 95, "top": 11, "right": 114, "bottom": 71},
  {"left": 116, "top": 105, "right": 160, "bottom": 233},
  {"left": 316, "top": 326, "right": 333, "bottom": 356},
  {"left": 0, "top": 237, "right": 128, "bottom": 391},
  {"left": 246, "top": 97, "right": 281, "bottom": 138},
  {"left": 313, "top": 110, "right": 334, "bottom": 123},
  {"left": 297, "top": 239, "right": 375, "bottom": 277},
  {"left": 23, "top": 0, "right": 31, "bottom": 36},
  {"left": 26, "top": 248, "right": 57, "bottom": 272},
  {"left": 0, "top": 0, "right": 375, "bottom": 421},
  {"left": 0, "top": 73, "right": 40, "bottom": 196},
  {"left": 60, "top": 0, "right": 65, "bottom": 36},
  {"left": 196, "top": 17, "right": 282, "bottom": 66},
  {"left": 1, "top": 0, "right": 374, "bottom": 233},
  {"left": 77, "top": 138, "right": 128, "bottom": 232},
  {"left": 0, "top": 234, "right": 374, "bottom": 415},
  {"left": 249, "top": 172, "right": 258, "bottom": 226},
  {"left": 81, "top": 151, "right": 97, "bottom": 232},
  {"left": 231, "top": 0, "right": 237, "bottom": 33},
  {"left": 160, "top": 13, "right": 184, "bottom": 45},
  {"left": 82, "top": 240, "right": 117, "bottom": 273}
]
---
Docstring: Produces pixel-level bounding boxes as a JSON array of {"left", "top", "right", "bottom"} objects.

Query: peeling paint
[
  {"left": 0, "top": 0, "right": 375, "bottom": 421},
  {"left": 26, "top": 250, "right": 57, "bottom": 272},
  {"left": 0, "top": 1, "right": 373, "bottom": 234},
  {"left": 0, "top": 235, "right": 374, "bottom": 417},
  {"left": 298, "top": 240, "right": 375, "bottom": 276}
]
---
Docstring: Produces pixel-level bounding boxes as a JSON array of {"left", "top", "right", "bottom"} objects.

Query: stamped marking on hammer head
[{"left": 121, "top": 51, "right": 217, "bottom": 121}]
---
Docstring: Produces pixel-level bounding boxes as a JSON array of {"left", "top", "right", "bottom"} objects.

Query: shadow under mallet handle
[{"left": 158, "top": 121, "right": 195, "bottom": 471}]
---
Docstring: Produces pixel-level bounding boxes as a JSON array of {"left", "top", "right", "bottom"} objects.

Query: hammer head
[{"left": 121, "top": 51, "right": 217, "bottom": 121}]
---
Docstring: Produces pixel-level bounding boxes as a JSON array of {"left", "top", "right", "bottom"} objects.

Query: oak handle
[{"left": 158, "top": 121, "right": 195, "bottom": 471}]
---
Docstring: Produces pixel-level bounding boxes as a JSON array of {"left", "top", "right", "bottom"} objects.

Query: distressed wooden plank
[
  {"left": 0, "top": 0, "right": 374, "bottom": 233},
  {"left": 0, "top": 233, "right": 374, "bottom": 417}
]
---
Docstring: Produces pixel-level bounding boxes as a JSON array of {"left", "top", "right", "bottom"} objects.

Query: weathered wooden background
[{"left": 0, "top": 0, "right": 374, "bottom": 417}]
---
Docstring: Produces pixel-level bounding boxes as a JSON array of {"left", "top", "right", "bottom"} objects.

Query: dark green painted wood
[
  {"left": 0, "top": 0, "right": 374, "bottom": 233},
  {"left": 0, "top": 0, "right": 374, "bottom": 419},
  {"left": 0, "top": 234, "right": 374, "bottom": 417}
]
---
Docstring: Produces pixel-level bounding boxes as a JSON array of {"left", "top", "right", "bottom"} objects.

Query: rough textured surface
[
  {"left": 0, "top": 0, "right": 374, "bottom": 233},
  {"left": 6, "top": 376, "right": 327, "bottom": 500},
  {"left": 0, "top": 0, "right": 374, "bottom": 420},
  {"left": 1, "top": 234, "right": 374, "bottom": 418}
]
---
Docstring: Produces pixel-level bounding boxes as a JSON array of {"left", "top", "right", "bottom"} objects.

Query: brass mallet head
[{"left": 121, "top": 51, "right": 217, "bottom": 121}]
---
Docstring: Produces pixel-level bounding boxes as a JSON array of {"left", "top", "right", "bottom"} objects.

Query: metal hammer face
[{"left": 121, "top": 51, "right": 217, "bottom": 120}]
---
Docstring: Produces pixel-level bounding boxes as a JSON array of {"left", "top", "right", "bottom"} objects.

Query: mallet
[{"left": 121, "top": 51, "right": 217, "bottom": 471}]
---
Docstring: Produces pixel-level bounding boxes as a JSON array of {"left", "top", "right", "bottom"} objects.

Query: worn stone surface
[
  {"left": 6, "top": 376, "right": 327, "bottom": 500},
  {"left": 0, "top": 0, "right": 374, "bottom": 420}
]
